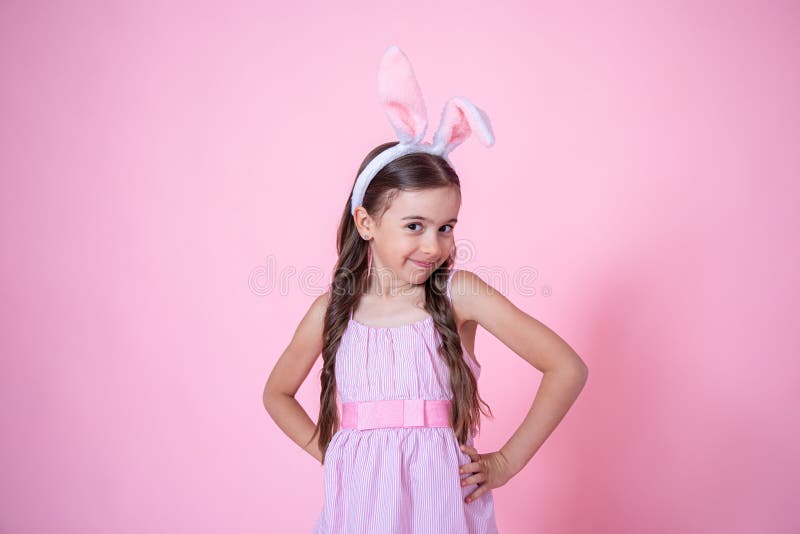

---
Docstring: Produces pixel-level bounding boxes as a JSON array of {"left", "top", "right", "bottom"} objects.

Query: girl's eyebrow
[{"left": 401, "top": 215, "right": 458, "bottom": 223}]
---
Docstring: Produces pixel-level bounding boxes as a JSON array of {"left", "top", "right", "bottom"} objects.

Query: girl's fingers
[
  {"left": 465, "top": 486, "right": 485, "bottom": 503},
  {"left": 461, "top": 472, "right": 486, "bottom": 486},
  {"left": 459, "top": 445, "right": 492, "bottom": 503},
  {"left": 460, "top": 443, "right": 478, "bottom": 459},
  {"left": 459, "top": 444, "right": 483, "bottom": 478}
]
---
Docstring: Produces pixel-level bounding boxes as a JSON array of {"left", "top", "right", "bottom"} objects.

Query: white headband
[{"left": 350, "top": 45, "right": 496, "bottom": 215}]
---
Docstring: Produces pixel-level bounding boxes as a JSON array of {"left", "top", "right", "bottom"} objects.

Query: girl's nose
[{"left": 420, "top": 236, "right": 440, "bottom": 257}]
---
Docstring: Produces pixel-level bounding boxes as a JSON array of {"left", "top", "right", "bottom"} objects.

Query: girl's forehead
[{"left": 384, "top": 188, "right": 461, "bottom": 219}]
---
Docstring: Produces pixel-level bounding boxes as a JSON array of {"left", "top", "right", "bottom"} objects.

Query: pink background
[{"left": 1, "top": 1, "right": 798, "bottom": 533}]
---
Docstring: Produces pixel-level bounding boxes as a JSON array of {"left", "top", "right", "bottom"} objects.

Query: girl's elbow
[{"left": 575, "top": 360, "right": 589, "bottom": 384}]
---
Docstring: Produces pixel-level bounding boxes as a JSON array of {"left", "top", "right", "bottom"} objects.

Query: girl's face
[{"left": 356, "top": 186, "right": 461, "bottom": 289}]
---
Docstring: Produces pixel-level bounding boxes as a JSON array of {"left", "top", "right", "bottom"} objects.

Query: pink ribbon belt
[{"left": 341, "top": 399, "right": 452, "bottom": 430}]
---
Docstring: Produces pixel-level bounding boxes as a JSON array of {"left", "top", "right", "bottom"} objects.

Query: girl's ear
[
  {"left": 432, "top": 96, "right": 495, "bottom": 158},
  {"left": 377, "top": 45, "right": 428, "bottom": 145}
]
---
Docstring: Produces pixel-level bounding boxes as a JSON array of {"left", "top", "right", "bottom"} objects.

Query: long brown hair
[{"left": 306, "top": 141, "right": 493, "bottom": 464}]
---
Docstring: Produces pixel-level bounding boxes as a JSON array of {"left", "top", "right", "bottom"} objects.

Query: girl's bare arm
[
  {"left": 450, "top": 270, "right": 589, "bottom": 475},
  {"left": 263, "top": 292, "right": 330, "bottom": 464}
]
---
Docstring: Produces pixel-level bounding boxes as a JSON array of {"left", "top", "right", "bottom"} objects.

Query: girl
[{"left": 264, "top": 46, "right": 589, "bottom": 533}]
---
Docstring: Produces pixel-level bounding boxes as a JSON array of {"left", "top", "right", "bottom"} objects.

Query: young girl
[{"left": 264, "top": 45, "right": 589, "bottom": 533}]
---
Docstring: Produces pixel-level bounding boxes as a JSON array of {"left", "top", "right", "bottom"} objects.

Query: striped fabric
[{"left": 313, "top": 269, "right": 499, "bottom": 533}]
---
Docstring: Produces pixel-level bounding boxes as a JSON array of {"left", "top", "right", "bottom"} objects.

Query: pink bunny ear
[
  {"left": 432, "top": 96, "right": 495, "bottom": 157},
  {"left": 377, "top": 45, "right": 428, "bottom": 145}
]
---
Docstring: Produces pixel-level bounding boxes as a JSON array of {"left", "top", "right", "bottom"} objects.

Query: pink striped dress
[{"left": 313, "top": 269, "right": 499, "bottom": 533}]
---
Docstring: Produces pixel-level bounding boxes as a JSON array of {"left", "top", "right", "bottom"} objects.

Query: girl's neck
[
  {"left": 364, "top": 275, "right": 423, "bottom": 299},
  {"left": 364, "top": 283, "right": 418, "bottom": 299}
]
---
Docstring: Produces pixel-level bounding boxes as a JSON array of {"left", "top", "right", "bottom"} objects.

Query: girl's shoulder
[
  {"left": 317, "top": 289, "right": 332, "bottom": 308},
  {"left": 306, "top": 290, "right": 331, "bottom": 320},
  {"left": 447, "top": 268, "right": 505, "bottom": 325},
  {"left": 447, "top": 267, "right": 482, "bottom": 298}
]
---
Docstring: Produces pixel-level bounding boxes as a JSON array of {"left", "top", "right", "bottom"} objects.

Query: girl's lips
[{"left": 411, "top": 259, "right": 434, "bottom": 268}]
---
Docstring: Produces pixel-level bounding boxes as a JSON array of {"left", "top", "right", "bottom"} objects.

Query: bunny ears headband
[{"left": 350, "top": 45, "right": 496, "bottom": 215}]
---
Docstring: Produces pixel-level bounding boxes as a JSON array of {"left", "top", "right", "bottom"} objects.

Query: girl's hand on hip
[{"left": 458, "top": 443, "right": 514, "bottom": 503}]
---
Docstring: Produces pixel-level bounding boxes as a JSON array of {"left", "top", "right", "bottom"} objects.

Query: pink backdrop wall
[{"left": 2, "top": 1, "right": 798, "bottom": 532}]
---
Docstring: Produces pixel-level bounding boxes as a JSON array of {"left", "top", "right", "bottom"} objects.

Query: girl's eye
[{"left": 406, "top": 223, "right": 454, "bottom": 233}]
